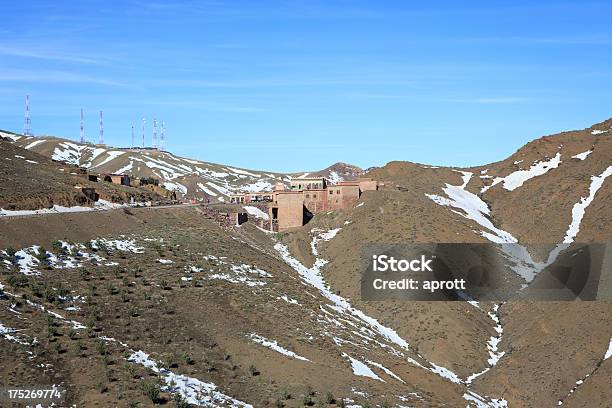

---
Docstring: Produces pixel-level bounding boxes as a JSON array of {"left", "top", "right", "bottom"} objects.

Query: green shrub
[
  {"left": 302, "top": 394, "right": 314, "bottom": 406},
  {"left": 140, "top": 379, "right": 161, "bottom": 403}
]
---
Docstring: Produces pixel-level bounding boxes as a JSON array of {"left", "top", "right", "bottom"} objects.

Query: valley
[{"left": 0, "top": 119, "right": 611, "bottom": 407}]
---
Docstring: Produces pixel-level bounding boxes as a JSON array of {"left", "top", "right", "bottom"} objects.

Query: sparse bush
[
  {"left": 7, "top": 274, "right": 28, "bottom": 288},
  {"left": 140, "top": 379, "right": 161, "bottom": 403},
  {"left": 5, "top": 247, "right": 17, "bottom": 264},
  {"left": 56, "top": 282, "right": 69, "bottom": 298},
  {"left": 52, "top": 240, "right": 65, "bottom": 255},
  {"left": 54, "top": 341, "right": 65, "bottom": 354},
  {"left": 96, "top": 339, "right": 107, "bottom": 355},
  {"left": 79, "top": 268, "right": 90, "bottom": 280},
  {"left": 106, "top": 368, "right": 115, "bottom": 382},
  {"left": 47, "top": 320, "right": 58, "bottom": 337},
  {"left": 36, "top": 247, "right": 51, "bottom": 269},
  {"left": 106, "top": 283, "right": 119, "bottom": 295},
  {"left": 280, "top": 388, "right": 291, "bottom": 400},
  {"left": 97, "top": 381, "right": 108, "bottom": 394},
  {"left": 173, "top": 393, "right": 190, "bottom": 408},
  {"left": 43, "top": 285, "right": 56, "bottom": 303},
  {"left": 302, "top": 394, "right": 314, "bottom": 406},
  {"left": 182, "top": 352, "right": 194, "bottom": 365},
  {"left": 324, "top": 391, "right": 335, "bottom": 404},
  {"left": 248, "top": 364, "right": 259, "bottom": 376}
]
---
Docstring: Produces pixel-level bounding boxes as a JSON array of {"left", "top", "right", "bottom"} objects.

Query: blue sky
[{"left": 1, "top": 1, "right": 611, "bottom": 172}]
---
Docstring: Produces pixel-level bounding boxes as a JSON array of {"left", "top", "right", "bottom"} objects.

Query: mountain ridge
[{"left": 0, "top": 129, "right": 364, "bottom": 203}]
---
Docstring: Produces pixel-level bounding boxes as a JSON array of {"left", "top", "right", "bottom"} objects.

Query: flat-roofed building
[
  {"left": 227, "top": 176, "right": 378, "bottom": 231},
  {"left": 103, "top": 174, "right": 130, "bottom": 186}
]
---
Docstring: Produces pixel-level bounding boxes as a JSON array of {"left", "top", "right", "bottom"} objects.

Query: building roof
[{"left": 290, "top": 176, "right": 326, "bottom": 181}]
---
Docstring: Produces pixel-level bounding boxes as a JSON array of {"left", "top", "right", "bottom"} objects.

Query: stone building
[
  {"left": 269, "top": 177, "right": 377, "bottom": 231},
  {"left": 103, "top": 174, "right": 130, "bottom": 186},
  {"left": 228, "top": 176, "right": 378, "bottom": 231}
]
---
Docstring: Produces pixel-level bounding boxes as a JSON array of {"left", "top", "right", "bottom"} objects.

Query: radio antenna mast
[
  {"left": 152, "top": 117, "right": 158, "bottom": 149},
  {"left": 23, "top": 95, "right": 32, "bottom": 136},
  {"left": 80, "top": 108, "right": 85, "bottom": 143},
  {"left": 160, "top": 120, "right": 165, "bottom": 151},
  {"left": 99, "top": 110, "right": 104, "bottom": 144},
  {"left": 141, "top": 118, "right": 145, "bottom": 148}
]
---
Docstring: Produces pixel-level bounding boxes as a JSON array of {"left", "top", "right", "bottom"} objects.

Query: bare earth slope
[
  {"left": 0, "top": 138, "right": 162, "bottom": 211},
  {"left": 0, "top": 119, "right": 611, "bottom": 407}
]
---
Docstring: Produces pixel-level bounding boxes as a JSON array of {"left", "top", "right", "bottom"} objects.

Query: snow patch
[
  {"left": 604, "top": 338, "right": 612, "bottom": 360},
  {"left": 243, "top": 206, "right": 269, "bottom": 220},
  {"left": 343, "top": 354, "right": 383, "bottom": 382},
  {"left": 24, "top": 139, "right": 46, "bottom": 149},
  {"left": 128, "top": 350, "right": 252, "bottom": 407},
  {"left": 163, "top": 181, "right": 188, "bottom": 196},
  {"left": 197, "top": 182, "right": 218, "bottom": 196},
  {"left": 571, "top": 150, "right": 592, "bottom": 160},
  {"left": 247, "top": 334, "right": 309, "bottom": 361},
  {"left": 481, "top": 153, "right": 561, "bottom": 192},
  {"left": 560, "top": 166, "right": 612, "bottom": 244}
]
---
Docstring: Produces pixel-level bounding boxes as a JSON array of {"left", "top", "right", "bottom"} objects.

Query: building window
[
  {"left": 305, "top": 194, "right": 310, "bottom": 198},
  {"left": 313, "top": 194, "right": 317, "bottom": 198},
  {"left": 330, "top": 190, "right": 333, "bottom": 195}
]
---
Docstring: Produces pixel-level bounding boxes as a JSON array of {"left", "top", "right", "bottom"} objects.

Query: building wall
[
  {"left": 326, "top": 184, "right": 359, "bottom": 209},
  {"left": 359, "top": 179, "right": 378, "bottom": 191},
  {"left": 107, "top": 174, "right": 130, "bottom": 186},
  {"left": 339, "top": 184, "right": 360, "bottom": 208},
  {"left": 303, "top": 189, "right": 328, "bottom": 213},
  {"left": 274, "top": 192, "right": 304, "bottom": 231}
]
